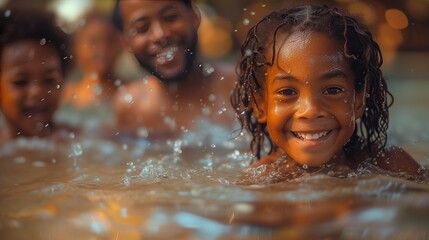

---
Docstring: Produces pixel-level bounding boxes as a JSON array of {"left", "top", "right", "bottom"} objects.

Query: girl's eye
[
  {"left": 324, "top": 87, "right": 344, "bottom": 95},
  {"left": 278, "top": 88, "right": 297, "bottom": 96}
]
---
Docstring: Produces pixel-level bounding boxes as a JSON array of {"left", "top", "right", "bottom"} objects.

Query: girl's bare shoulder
[{"left": 371, "top": 144, "right": 422, "bottom": 176}]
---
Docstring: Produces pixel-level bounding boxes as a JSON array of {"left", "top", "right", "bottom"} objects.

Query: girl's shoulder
[{"left": 364, "top": 144, "right": 423, "bottom": 176}]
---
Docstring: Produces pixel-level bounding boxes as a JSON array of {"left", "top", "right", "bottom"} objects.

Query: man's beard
[{"left": 135, "top": 34, "right": 198, "bottom": 84}]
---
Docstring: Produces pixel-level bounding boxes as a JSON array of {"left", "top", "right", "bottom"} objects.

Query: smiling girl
[{"left": 232, "top": 5, "right": 425, "bottom": 182}]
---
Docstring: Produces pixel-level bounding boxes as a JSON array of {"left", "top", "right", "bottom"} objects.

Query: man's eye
[
  {"left": 12, "top": 80, "right": 28, "bottom": 88},
  {"left": 278, "top": 88, "right": 297, "bottom": 96},
  {"left": 324, "top": 87, "right": 344, "bottom": 95},
  {"left": 130, "top": 25, "right": 149, "bottom": 35},
  {"left": 164, "top": 13, "right": 179, "bottom": 22}
]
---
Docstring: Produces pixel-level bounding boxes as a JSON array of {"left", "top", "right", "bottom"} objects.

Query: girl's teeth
[{"left": 295, "top": 131, "right": 329, "bottom": 140}]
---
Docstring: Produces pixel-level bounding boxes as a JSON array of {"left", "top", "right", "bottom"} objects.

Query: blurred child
[
  {"left": 231, "top": 5, "right": 425, "bottom": 182},
  {"left": 63, "top": 10, "right": 122, "bottom": 108},
  {"left": 0, "top": 7, "right": 72, "bottom": 143}
]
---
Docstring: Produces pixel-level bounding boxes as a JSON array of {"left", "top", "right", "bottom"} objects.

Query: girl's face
[
  {"left": 256, "top": 31, "right": 365, "bottom": 167},
  {"left": 0, "top": 40, "right": 63, "bottom": 137}
]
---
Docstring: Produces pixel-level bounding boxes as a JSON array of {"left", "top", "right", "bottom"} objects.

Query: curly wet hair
[
  {"left": 0, "top": 7, "right": 71, "bottom": 75},
  {"left": 231, "top": 5, "right": 393, "bottom": 160}
]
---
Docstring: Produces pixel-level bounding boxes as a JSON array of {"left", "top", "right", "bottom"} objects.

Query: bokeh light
[{"left": 385, "top": 9, "right": 409, "bottom": 30}]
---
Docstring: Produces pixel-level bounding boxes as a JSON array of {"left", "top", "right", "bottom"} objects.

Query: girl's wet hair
[
  {"left": 231, "top": 5, "right": 393, "bottom": 160},
  {"left": 0, "top": 7, "right": 71, "bottom": 75}
]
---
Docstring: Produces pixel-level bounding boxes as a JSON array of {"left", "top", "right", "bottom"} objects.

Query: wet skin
[
  {"left": 119, "top": 0, "right": 200, "bottom": 82},
  {"left": 255, "top": 32, "right": 366, "bottom": 167},
  {"left": 0, "top": 40, "right": 63, "bottom": 137}
]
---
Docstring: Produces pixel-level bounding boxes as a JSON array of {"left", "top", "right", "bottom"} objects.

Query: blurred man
[{"left": 113, "top": 0, "right": 237, "bottom": 138}]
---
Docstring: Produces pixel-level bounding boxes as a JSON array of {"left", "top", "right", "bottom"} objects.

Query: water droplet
[
  {"left": 114, "top": 79, "right": 122, "bottom": 87},
  {"left": 40, "top": 38, "right": 46, "bottom": 45},
  {"left": 122, "top": 175, "right": 131, "bottom": 187},
  {"left": 250, "top": 11, "right": 256, "bottom": 16},
  {"left": 137, "top": 127, "right": 149, "bottom": 138},
  {"left": 72, "top": 143, "right": 83, "bottom": 156},
  {"left": 33, "top": 161, "right": 46, "bottom": 168},
  {"left": 14, "top": 157, "right": 26, "bottom": 164},
  {"left": 302, "top": 164, "right": 308, "bottom": 169},
  {"left": 123, "top": 94, "right": 133, "bottom": 104},
  {"left": 202, "top": 64, "right": 215, "bottom": 76},
  {"left": 208, "top": 94, "right": 216, "bottom": 102},
  {"left": 243, "top": 18, "right": 250, "bottom": 26},
  {"left": 202, "top": 107, "right": 211, "bottom": 116},
  {"left": 4, "top": 9, "right": 11, "bottom": 17},
  {"left": 93, "top": 85, "right": 102, "bottom": 96},
  {"left": 244, "top": 49, "right": 252, "bottom": 56},
  {"left": 69, "top": 132, "right": 75, "bottom": 139}
]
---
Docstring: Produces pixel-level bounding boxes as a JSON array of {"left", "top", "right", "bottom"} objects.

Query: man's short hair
[{"left": 112, "top": 0, "right": 193, "bottom": 32}]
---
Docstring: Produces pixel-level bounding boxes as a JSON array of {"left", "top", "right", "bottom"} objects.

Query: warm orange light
[
  {"left": 385, "top": 9, "right": 408, "bottom": 30},
  {"left": 347, "top": 2, "right": 377, "bottom": 25}
]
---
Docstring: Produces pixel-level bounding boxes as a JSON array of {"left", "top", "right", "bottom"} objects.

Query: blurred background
[
  {"left": 2, "top": 0, "right": 428, "bottom": 158},
  {"left": 3, "top": 0, "right": 428, "bottom": 62}
]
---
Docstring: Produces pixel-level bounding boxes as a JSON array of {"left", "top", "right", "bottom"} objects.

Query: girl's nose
[{"left": 295, "top": 94, "right": 327, "bottom": 119}]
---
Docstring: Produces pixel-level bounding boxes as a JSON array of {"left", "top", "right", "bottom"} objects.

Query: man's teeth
[
  {"left": 294, "top": 131, "right": 329, "bottom": 140},
  {"left": 156, "top": 46, "right": 178, "bottom": 61}
]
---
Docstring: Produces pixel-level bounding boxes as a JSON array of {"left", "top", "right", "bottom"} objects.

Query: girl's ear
[{"left": 252, "top": 90, "right": 267, "bottom": 123}]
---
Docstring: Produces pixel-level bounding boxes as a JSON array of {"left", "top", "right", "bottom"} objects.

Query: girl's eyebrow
[
  {"left": 273, "top": 69, "right": 348, "bottom": 83},
  {"left": 320, "top": 69, "right": 347, "bottom": 80},
  {"left": 273, "top": 74, "right": 298, "bottom": 82}
]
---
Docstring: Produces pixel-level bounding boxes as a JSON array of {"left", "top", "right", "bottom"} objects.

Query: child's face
[
  {"left": 120, "top": 0, "right": 199, "bottom": 82},
  {"left": 256, "top": 31, "right": 365, "bottom": 167},
  {"left": 75, "top": 19, "right": 122, "bottom": 75},
  {"left": 0, "top": 40, "right": 63, "bottom": 137}
]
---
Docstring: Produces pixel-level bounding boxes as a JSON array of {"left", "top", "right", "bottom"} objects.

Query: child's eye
[
  {"left": 44, "top": 78, "right": 58, "bottom": 86},
  {"left": 324, "top": 87, "right": 344, "bottom": 95},
  {"left": 278, "top": 88, "right": 297, "bottom": 96},
  {"left": 12, "top": 80, "right": 28, "bottom": 88}
]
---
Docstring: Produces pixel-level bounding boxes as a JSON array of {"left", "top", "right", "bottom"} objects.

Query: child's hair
[
  {"left": 0, "top": 7, "right": 71, "bottom": 75},
  {"left": 112, "top": 0, "right": 193, "bottom": 32},
  {"left": 231, "top": 5, "right": 393, "bottom": 160}
]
